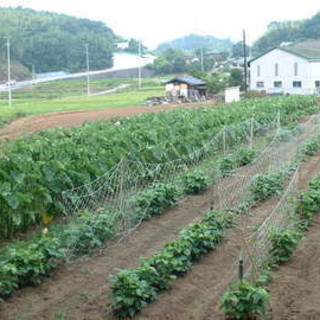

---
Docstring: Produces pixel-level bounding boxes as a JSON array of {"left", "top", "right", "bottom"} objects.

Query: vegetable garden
[{"left": 1, "top": 95, "right": 320, "bottom": 319}]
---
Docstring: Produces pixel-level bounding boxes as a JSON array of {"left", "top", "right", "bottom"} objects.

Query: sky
[{"left": 1, "top": 0, "right": 319, "bottom": 49}]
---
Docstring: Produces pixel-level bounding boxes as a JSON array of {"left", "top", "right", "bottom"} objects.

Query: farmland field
[{"left": 0, "top": 95, "right": 320, "bottom": 319}]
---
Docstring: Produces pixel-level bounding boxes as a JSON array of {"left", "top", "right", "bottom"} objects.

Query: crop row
[
  {"left": 0, "top": 124, "right": 318, "bottom": 305},
  {"left": 220, "top": 135, "right": 320, "bottom": 319},
  {"left": 108, "top": 128, "right": 320, "bottom": 318},
  {"left": 0, "top": 95, "right": 318, "bottom": 238},
  {"left": 108, "top": 167, "right": 296, "bottom": 318}
]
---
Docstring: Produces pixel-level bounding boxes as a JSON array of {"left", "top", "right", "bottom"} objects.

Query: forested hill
[
  {"left": 0, "top": 7, "right": 117, "bottom": 74},
  {"left": 253, "top": 12, "right": 320, "bottom": 55},
  {"left": 157, "top": 34, "right": 233, "bottom": 53}
]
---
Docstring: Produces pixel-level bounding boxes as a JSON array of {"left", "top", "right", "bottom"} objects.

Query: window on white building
[
  {"left": 294, "top": 62, "right": 298, "bottom": 76},
  {"left": 315, "top": 81, "right": 320, "bottom": 88},
  {"left": 275, "top": 63, "right": 279, "bottom": 76},
  {"left": 274, "top": 81, "right": 282, "bottom": 88},
  {"left": 256, "top": 81, "right": 264, "bottom": 88},
  {"left": 293, "top": 81, "right": 302, "bottom": 88},
  {"left": 257, "top": 65, "right": 260, "bottom": 77}
]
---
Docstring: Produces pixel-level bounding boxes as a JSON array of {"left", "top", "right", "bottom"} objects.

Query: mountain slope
[
  {"left": 0, "top": 7, "right": 117, "bottom": 75},
  {"left": 157, "top": 34, "right": 233, "bottom": 52},
  {"left": 253, "top": 12, "right": 320, "bottom": 54}
]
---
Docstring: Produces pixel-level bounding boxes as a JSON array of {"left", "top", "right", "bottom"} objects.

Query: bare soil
[
  {"left": 1, "top": 149, "right": 320, "bottom": 320},
  {"left": 0, "top": 103, "right": 207, "bottom": 140},
  {"left": 268, "top": 156, "right": 320, "bottom": 320}
]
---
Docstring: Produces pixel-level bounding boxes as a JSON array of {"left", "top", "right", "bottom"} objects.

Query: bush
[
  {"left": 183, "top": 169, "right": 209, "bottom": 194},
  {"left": 221, "top": 280, "right": 270, "bottom": 320}
]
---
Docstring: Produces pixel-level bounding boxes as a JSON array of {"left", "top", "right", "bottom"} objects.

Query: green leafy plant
[
  {"left": 268, "top": 229, "right": 301, "bottom": 266},
  {"left": 249, "top": 171, "right": 285, "bottom": 202},
  {"left": 109, "top": 211, "right": 234, "bottom": 317},
  {"left": 220, "top": 280, "right": 270, "bottom": 319},
  {"left": 109, "top": 269, "right": 157, "bottom": 318},
  {"left": 62, "top": 210, "right": 116, "bottom": 256},
  {"left": 234, "top": 147, "right": 256, "bottom": 167},
  {"left": 134, "top": 183, "right": 179, "bottom": 215},
  {"left": 219, "top": 157, "right": 236, "bottom": 177},
  {"left": 301, "top": 135, "right": 320, "bottom": 156},
  {"left": 0, "top": 233, "right": 63, "bottom": 300},
  {"left": 183, "top": 169, "right": 209, "bottom": 194},
  {"left": 296, "top": 175, "right": 320, "bottom": 229}
]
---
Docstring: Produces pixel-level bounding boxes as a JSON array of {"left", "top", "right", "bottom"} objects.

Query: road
[{"left": 0, "top": 53, "right": 155, "bottom": 93}]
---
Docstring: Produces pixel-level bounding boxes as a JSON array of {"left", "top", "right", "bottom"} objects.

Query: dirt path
[
  {"left": 0, "top": 103, "right": 207, "bottom": 140},
  {"left": 0, "top": 187, "right": 216, "bottom": 320},
  {"left": 1, "top": 146, "right": 320, "bottom": 320},
  {"left": 135, "top": 155, "right": 320, "bottom": 320},
  {"left": 268, "top": 157, "right": 320, "bottom": 320}
]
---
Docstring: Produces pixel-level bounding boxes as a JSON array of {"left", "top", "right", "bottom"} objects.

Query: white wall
[
  {"left": 250, "top": 48, "right": 320, "bottom": 94},
  {"left": 225, "top": 86, "right": 240, "bottom": 103}
]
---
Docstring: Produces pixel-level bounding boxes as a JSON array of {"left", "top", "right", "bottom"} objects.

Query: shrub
[{"left": 221, "top": 280, "right": 270, "bottom": 320}]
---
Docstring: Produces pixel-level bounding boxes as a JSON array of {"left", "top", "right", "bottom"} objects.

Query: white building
[{"left": 249, "top": 40, "right": 320, "bottom": 95}]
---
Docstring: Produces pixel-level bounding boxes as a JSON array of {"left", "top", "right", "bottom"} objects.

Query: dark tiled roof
[{"left": 165, "top": 76, "right": 206, "bottom": 86}]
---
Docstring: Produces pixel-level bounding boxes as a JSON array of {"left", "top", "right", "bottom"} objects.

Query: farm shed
[{"left": 164, "top": 76, "right": 207, "bottom": 101}]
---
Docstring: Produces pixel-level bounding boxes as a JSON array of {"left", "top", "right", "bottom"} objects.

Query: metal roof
[
  {"left": 165, "top": 76, "right": 206, "bottom": 86},
  {"left": 249, "top": 39, "right": 320, "bottom": 64}
]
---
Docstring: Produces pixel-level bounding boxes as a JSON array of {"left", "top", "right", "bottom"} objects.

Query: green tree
[
  {"left": 0, "top": 7, "right": 117, "bottom": 73},
  {"left": 228, "top": 69, "right": 244, "bottom": 89},
  {"left": 231, "top": 41, "right": 250, "bottom": 58}
]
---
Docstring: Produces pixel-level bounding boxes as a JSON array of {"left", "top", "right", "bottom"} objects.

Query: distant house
[
  {"left": 249, "top": 40, "right": 320, "bottom": 95},
  {"left": 164, "top": 76, "right": 207, "bottom": 101}
]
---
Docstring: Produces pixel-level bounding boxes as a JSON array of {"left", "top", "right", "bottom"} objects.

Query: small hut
[{"left": 164, "top": 76, "right": 207, "bottom": 102}]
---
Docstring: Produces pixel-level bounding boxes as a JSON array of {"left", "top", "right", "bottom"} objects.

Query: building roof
[
  {"left": 249, "top": 39, "right": 320, "bottom": 64},
  {"left": 165, "top": 76, "right": 206, "bottom": 86}
]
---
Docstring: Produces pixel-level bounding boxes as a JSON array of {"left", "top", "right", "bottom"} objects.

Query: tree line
[{"left": 0, "top": 7, "right": 117, "bottom": 74}]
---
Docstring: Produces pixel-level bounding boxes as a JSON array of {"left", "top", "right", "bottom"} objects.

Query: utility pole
[
  {"left": 6, "top": 37, "right": 12, "bottom": 106},
  {"left": 243, "top": 30, "right": 248, "bottom": 93},
  {"left": 26, "top": 62, "right": 35, "bottom": 80},
  {"left": 85, "top": 43, "right": 91, "bottom": 96},
  {"left": 138, "top": 40, "right": 142, "bottom": 89},
  {"left": 201, "top": 47, "right": 204, "bottom": 72}
]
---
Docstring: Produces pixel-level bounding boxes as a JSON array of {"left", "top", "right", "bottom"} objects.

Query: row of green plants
[
  {"left": 220, "top": 226, "right": 302, "bottom": 319},
  {"left": 0, "top": 209, "right": 121, "bottom": 301},
  {"left": 0, "top": 146, "right": 254, "bottom": 303},
  {"left": 133, "top": 146, "right": 257, "bottom": 216},
  {"left": 0, "top": 95, "right": 317, "bottom": 238},
  {"left": 108, "top": 210, "right": 234, "bottom": 318},
  {"left": 220, "top": 138, "right": 320, "bottom": 320},
  {"left": 0, "top": 116, "right": 318, "bottom": 306}
]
